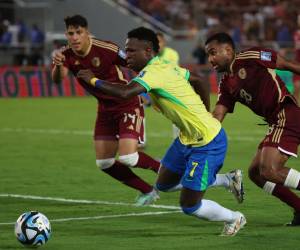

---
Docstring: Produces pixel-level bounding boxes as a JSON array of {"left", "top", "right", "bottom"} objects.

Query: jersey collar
[
  {"left": 147, "top": 56, "right": 160, "bottom": 65},
  {"left": 229, "top": 54, "right": 236, "bottom": 75}
]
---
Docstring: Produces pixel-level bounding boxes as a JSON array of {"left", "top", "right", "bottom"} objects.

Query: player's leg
[
  {"left": 155, "top": 137, "right": 186, "bottom": 192},
  {"left": 259, "top": 147, "right": 296, "bottom": 184},
  {"left": 117, "top": 106, "right": 160, "bottom": 173},
  {"left": 94, "top": 110, "right": 155, "bottom": 198},
  {"left": 181, "top": 129, "right": 245, "bottom": 236},
  {"left": 95, "top": 139, "right": 154, "bottom": 194},
  {"left": 157, "top": 129, "right": 246, "bottom": 236},
  {"left": 117, "top": 137, "right": 159, "bottom": 206},
  {"left": 157, "top": 133, "right": 244, "bottom": 202},
  {"left": 180, "top": 188, "right": 246, "bottom": 236},
  {"left": 248, "top": 148, "right": 300, "bottom": 225},
  {"left": 210, "top": 169, "right": 244, "bottom": 203},
  {"left": 258, "top": 103, "right": 300, "bottom": 189}
]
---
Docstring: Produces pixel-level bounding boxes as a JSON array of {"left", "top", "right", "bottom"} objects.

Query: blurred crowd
[
  {"left": 2, "top": 0, "right": 300, "bottom": 66},
  {"left": 0, "top": 18, "right": 45, "bottom": 65},
  {"left": 116, "top": 0, "right": 300, "bottom": 76},
  {"left": 121, "top": 0, "right": 300, "bottom": 48}
]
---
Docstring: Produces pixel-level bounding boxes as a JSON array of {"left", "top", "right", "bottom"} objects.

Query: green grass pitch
[{"left": 0, "top": 95, "right": 299, "bottom": 250}]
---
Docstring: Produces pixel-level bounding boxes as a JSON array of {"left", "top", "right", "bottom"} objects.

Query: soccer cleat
[
  {"left": 226, "top": 169, "right": 244, "bottom": 203},
  {"left": 135, "top": 189, "right": 160, "bottom": 206},
  {"left": 221, "top": 212, "right": 246, "bottom": 236},
  {"left": 286, "top": 211, "right": 300, "bottom": 226}
]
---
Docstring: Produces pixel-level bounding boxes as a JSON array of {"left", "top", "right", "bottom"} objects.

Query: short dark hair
[
  {"left": 127, "top": 27, "right": 159, "bottom": 53},
  {"left": 205, "top": 32, "right": 235, "bottom": 50},
  {"left": 64, "top": 15, "right": 88, "bottom": 29}
]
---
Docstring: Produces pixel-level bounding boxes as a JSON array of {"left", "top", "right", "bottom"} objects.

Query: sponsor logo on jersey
[
  {"left": 238, "top": 68, "right": 247, "bottom": 79},
  {"left": 91, "top": 57, "right": 101, "bottom": 67},
  {"left": 74, "top": 60, "right": 80, "bottom": 65},
  {"left": 260, "top": 51, "right": 272, "bottom": 61}
]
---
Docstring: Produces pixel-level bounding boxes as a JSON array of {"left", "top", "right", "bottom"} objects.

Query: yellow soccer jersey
[
  {"left": 132, "top": 56, "right": 221, "bottom": 146},
  {"left": 158, "top": 47, "right": 179, "bottom": 65}
]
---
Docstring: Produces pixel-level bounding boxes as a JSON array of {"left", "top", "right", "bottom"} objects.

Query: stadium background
[{"left": 0, "top": 0, "right": 300, "bottom": 249}]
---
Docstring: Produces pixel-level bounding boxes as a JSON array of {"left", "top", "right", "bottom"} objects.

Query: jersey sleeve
[
  {"left": 251, "top": 47, "right": 277, "bottom": 69},
  {"left": 176, "top": 65, "right": 190, "bottom": 80},
  {"left": 216, "top": 77, "right": 236, "bottom": 113},
  {"left": 131, "top": 68, "right": 162, "bottom": 92}
]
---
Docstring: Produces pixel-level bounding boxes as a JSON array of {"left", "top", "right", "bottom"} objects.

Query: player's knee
[
  {"left": 96, "top": 158, "right": 115, "bottom": 170},
  {"left": 181, "top": 202, "right": 202, "bottom": 215},
  {"left": 118, "top": 152, "right": 139, "bottom": 167},
  {"left": 259, "top": 165, "right": 275, "bottom": 180}
]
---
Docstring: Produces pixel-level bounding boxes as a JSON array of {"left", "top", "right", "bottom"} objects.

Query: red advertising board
[
  {"left": 0, "top": 65, "right": 218, "bottom": 98},
  {"left": 0, "top": 66, "right": 88, "bottom": 97}
]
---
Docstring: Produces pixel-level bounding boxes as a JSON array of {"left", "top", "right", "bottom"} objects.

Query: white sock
[
  {"left": 210, "top": 174, "right": 229, "bottom": 188},
  {"left": 192, "top": 199, "right": 237, "bottom": 222},
  {"left": 284, "top": 169, "right": 300, "bottom": 189}
]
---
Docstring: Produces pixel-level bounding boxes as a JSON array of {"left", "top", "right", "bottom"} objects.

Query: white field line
[
  {"left": 0, "top": 193, "right": 180, "bottom": 210},
  {"left": 0, "top": 193, "right": 180, "bottom": 225},
  {"left": 0, "top": 211, "right": 181, "bottom": 226},
  {"left": 0, "top": 127, "right": 265, "bottom": 141}
]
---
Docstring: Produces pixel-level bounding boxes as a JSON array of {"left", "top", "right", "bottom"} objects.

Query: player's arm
[
  {"left": 212, "top": 104, "right": 228, "bottom": 122},
  {"left": 276, "top": 54, "right": 300, "bottom": 75},
  {"left": 77, "top": 69, "right": 146, "bottom": 98},
  {"left": 51, "top": 50, "right": 68, "bottom": 83},
  {"left": 189, "top": 73, "right": 210, "bottom": 111}
]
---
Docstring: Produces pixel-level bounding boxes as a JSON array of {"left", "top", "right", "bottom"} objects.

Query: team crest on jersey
[
  {"left": 74, "top": 60, "right": 80, "bottom": 65},
  {"left": 238, "top": 68, "right": 247, "bottom": 79},
  {"left": 260, "top": 51, "right": 272, "bottom": 61},
  {"left": 91, "top": 57, "right": 101, "bottom": 67}
]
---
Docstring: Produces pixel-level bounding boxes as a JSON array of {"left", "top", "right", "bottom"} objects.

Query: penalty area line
[
  {"left": 0, "top": 211, "right": 181, "bottom": 225},
  {"left": 0, "top": 193, "right": 180, "bottom": 210}
]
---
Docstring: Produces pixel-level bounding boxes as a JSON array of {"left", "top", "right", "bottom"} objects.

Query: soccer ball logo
[{"left": 14, "top": 211, "right": 51, "bottom": 246}]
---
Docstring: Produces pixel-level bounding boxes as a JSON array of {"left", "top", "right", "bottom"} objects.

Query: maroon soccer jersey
[
  {"left": 62, "top": 38, "right": 140, "bottom": 111},
  {"left": 217, "top": 47, "right": 297, "bottom": 122}
]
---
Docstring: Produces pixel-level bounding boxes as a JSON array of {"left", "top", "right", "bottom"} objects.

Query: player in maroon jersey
[
  {"left": 205, "top": 32, "right": 300, "bottom": 226},
  {"left": 51, "top": 15, "right": 160, "bottom": 206}
]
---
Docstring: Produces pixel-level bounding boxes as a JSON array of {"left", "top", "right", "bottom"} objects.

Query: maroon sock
[
  {"left": 135, "top": 151, "right": 160, "bottom": 173},
  {"left": 272, "top": 184, "right": 300, "bottom": 212},
  {"left": 102, "top": 161, "right": 152, "bottom": 193}
]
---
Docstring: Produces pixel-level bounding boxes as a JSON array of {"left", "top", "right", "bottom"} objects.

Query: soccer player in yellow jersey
[
  {"left": 77, "top": 27, "right": 246, "bottom": 236},
  {"left": 157, "top": 32, "right": 180, "bottom": 65}
]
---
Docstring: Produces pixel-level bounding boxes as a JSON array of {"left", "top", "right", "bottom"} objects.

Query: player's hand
[
  {"left": 52, "top": 48, "right": 66, "bottom": 66},
  {"left": 77, "top": 69, "right": 95, "bottom": 84}
]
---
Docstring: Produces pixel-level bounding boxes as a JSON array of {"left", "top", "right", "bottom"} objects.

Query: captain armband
[{"left": 90, "top": 77, "right": 104, "bottom": 88}]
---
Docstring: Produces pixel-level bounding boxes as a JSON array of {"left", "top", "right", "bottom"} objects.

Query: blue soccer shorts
[{"left": 161, "top": 128, "right": 227, "bottom": 191}]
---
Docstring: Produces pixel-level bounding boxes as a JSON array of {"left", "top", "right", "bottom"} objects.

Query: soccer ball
[{"left": 14, "top": 211, "right": 51, "bottom": 247}]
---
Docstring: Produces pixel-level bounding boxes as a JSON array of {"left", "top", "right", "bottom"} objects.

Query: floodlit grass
[{"left": 0, "top": 96, "right": 299, "bottom": 250}]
